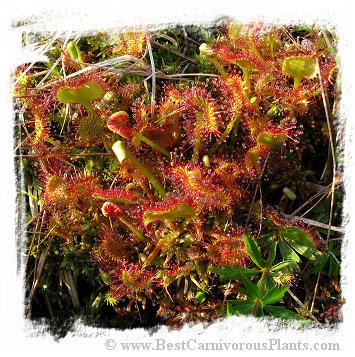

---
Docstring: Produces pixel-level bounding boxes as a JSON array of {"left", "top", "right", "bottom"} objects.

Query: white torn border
[{"left": 1, "top": 0, "right": 354, "bottom": 355}]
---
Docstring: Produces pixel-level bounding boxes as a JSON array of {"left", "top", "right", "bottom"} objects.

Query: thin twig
[
  {"left": 25, "top": 224, "right": 57, "bottom": 317},
  {"left": 287, "top": 289, "right": 321, "bottom": 325},
  {"left": 15, "top": 152, "right": 114, "bottom": 158},
  {"left": 245, "top": 153, "right": 270, "bottom": 227},
  {"left": 151, "top": 40, "right": 198, "bottom": 64},
  {"left": 257, "top": 184, "right": 263, "bottom": 237},
  {"left": 146, "top": 38, "right": 156, "bottom": 120},
  {"left": 299, "top": 192, "right": 328, "bottom": 218},
  {"left": 62, "top": 269, "right": 80, "bottom": 309},
  {"left": 321, "top": 30, "right": 339, "bottom": 68},
  {"left": 282, "top": 28, "right": 302, "bottom": 51},
  {"left": 290, "top": 188, "right": 328, "bottom": 216},
  {"left": 23, "top": 211, "right": 43, "bottom": 269},
  {"left": 317, "top": 59, "right": 337, "bottom": 242},
  {"left": 13, "top": 32, "right": 62, "bottom": 87},
  {"left": 310, "top": 61, "right": 338, "bottom": 313},
  {"left": 290, "top": 180, "right": 343, "bottom": 217},
  {"left": 284, "top": 214, "right": 344, "bottom": 234},
  {"left": 310, "top": 272, "right": 321, "bottom": 315}
]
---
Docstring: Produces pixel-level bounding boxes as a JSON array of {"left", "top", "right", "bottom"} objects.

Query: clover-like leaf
[
  {"left": 280, "top": 226, "right": 318, "bottom": 260},
  {"left": 278, "top": 237, "right": 301, "bottom": 264}
]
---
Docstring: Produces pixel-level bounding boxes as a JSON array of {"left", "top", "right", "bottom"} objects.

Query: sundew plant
[{"left": 13, "top": 21, "right": 342, "bottom": 336}]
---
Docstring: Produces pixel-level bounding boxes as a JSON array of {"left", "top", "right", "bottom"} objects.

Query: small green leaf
[
  {"left": 280, "top": 227, "right": 318, "bottom": 260},
  {"left": 99, "top": 271, "right": 110, "bottom": 285},
  {"left": 67, "top": 41, "right": 85, "bottom": 69},
  {"left": 133, "top": 132, "right": 171, "bottom": 158},
  {"left": 279, "top": 237, "right": 301, "bottom": 264},
  {"left": 103, "top": 91, "right": 117, "bottom": 103},
  {"left": 254, "top": 302, "right": 264, "bottom": 317},
  {"left": 234, "top": 59, "right": 258, "bottom": 72},
  {"left": 226, "top": 300, "right": 254, "bottom": 316},
  {"left": 56, "top": 81, "right": 103, "bottom": 116},
  {"left": 237, "top": 287, "right": 251, "bottom": 298},
  {"left": 143, "top": 202, "right": 196, "bottom": 226},
  {"left": 57, "top": 87, "right": 82, "bottom": 104},
  {"left": 271, "top": 260, "right": 298, "bottom": 272},
  {"left": 257, "top": 272, "right": 275, "bottom": 291},
  {"left": 199, "top": 43, "right": 214, "bottom": 56},
  {"left": 282, "top": 56, "right": 317, "bottom": 90},
  {"left": 282, "top": 187, "right": 297, "bottom": 201},
  {"left": 245, "top": 145, "right": 267, "bottom": 173},
  {"left": 329, "top": 253, "right": 341, "bottom": 277},
  {"left": 311, "top": 251, "right": 329, "bottom": 274},
  {"left": 21, "top": 190, "right": 38, "bottom": 201},
  {"left": 266, "top": 105, "right": 279, "bottom": 118},
  {"left": 328, "top": 241, "right": 341, "bottom": 276},
  {"left": 81, "top": 224, "right": 91, "bottom": 232},
  {"left": 226, "top": 302, "right": 240, "bottom": 316},
  {"left": 194, "top": 291, "right": 206, "bottom": 304},
  {"left": 210, "top": 266, "right": 260, "bottom": 280},
  {"left": 258, "top": 232, "right": 274, "bottom": 245},
  {"left": 57, "top": 81, "right": 103, "bottom": 104},
  {"left": 240, "top": 275, "right": 260, "bottom": 300},
  {"left": 283, "top": 187, "right": 297, "bottom": 201},
  {"left": 78, "top": 81, "right": 103, "bottom": 102},
  {"left": 243, "top": 233, "right": 266, "bottom": 269},
  {"left": 264, "top": 242, "right": 277, "bottom": 268},
  {"left": 78, "top": 116, "right": 104, "bottom": 141},
  {"left": 257, "top": 132, "right": 287, "bottom": 147},
  {"left": 67, "top": 41, "right": 79, "bottom": 59},
  {"left": 112, "top": 140, "right": 128, "bottom": 163},
  {"left": 202, "top": 154, "right": 210, "bottom": 167},
  {"left": 112, "top": 140, "right": 166, "bottom": 198},
  {"left": 264, "top": 305, "right": 307, "bottom": 321},
  {"left": 262, "top": 285, "right": 289, "bottom": 305},
  {"left": 104, "top": 292, "right": 118, "bottom": 306}
]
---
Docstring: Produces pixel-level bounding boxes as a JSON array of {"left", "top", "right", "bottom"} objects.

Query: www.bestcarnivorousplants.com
[{"left": 104, "top": 338, "right": 340, "bottom": 351}]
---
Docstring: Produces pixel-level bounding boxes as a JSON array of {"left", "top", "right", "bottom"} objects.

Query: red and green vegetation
[{"left": 13, "top": 21, "right": 342, "bottom": 336}]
